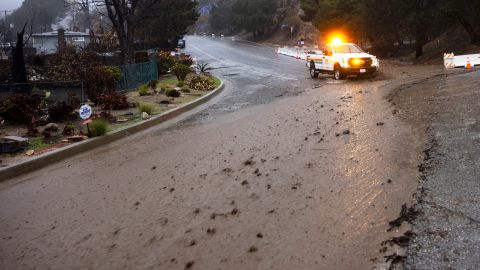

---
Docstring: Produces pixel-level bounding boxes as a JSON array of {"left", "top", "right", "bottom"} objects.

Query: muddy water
[{"left": 0, "top": 63, "right": 434, "bottom": 270}]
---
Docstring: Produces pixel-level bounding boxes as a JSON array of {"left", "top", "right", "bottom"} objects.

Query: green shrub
[
  {"left": 148, "top": 80, "right": 158, "bottom": 89},
  {"left": 62, "top": 123, "right": 76, "bottom": 136},
  {"left": 188, "top": 75, "right": 216, "bottom": 91},
  {"left": 157, "top": 51, "right": 176, "bottom": 75},
  {"left": 179, "top": 54, "right": 194, "bottom": 66},
  {"left": 172, "top": 64, "right": 191, "bottom": 81},
  {"left": 98, "top": 91, "right": 130, "bottom": 110},
  {"left": 137, "top": 84, "right": 150, "bottom": 96},
  {"left": 48, "top": 94, "right": 80, "bottom": 121},
  {"left": 138, "top": 103, "right": 153, "bottom": 115},
  {"left": 197, "top": 62, "right": 213, "bottom": 73},
  {"left": 177, "top": 81, "right": 185, "bottom": 87},
  {"left": 88, "top": 119, "right": 108, "bottom": 137},
  {"left": 165, "top": 88, "right": 181, "bottom": 98},
  {"left": 0, "top": 93, "right": 45, "bottom": 124},
  {"left": 84, "top": 66, "right": 121, "bottom": 104}
]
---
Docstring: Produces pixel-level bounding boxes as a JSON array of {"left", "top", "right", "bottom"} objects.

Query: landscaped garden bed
[{"left": 0, "top": 49, "right": 220, "bottom": 168}]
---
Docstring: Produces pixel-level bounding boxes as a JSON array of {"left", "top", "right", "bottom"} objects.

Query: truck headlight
[{"left": 351, "top": 58, "right": 364, "bottom": 66}]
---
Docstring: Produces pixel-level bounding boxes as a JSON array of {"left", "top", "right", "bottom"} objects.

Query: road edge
[{"left": 0, "top": 80, "right": 225, "bottom": 182}]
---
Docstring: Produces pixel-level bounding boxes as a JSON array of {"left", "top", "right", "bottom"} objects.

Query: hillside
[{"left": 195, "top": 0, "right": 320, "bottom": 46}]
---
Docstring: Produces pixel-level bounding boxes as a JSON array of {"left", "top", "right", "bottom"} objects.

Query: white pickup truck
[{"left": 306, "top": 42, "right": 379, "bottom": 80}]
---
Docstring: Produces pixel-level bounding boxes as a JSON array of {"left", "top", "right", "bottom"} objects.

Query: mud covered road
[{"left": 0, "top": 36, "right": 465, "bottom": 269}]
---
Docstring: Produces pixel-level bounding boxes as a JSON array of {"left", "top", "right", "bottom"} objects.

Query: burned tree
[{"left": 11, "top": 24, "right": 28, "bottom": 86}]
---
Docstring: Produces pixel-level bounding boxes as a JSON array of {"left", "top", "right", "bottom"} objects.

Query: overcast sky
[{"left": 0, "top": 0, "right": 23, "bottom": 13}]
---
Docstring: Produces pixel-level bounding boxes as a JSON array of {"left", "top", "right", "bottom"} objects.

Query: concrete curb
[{"left": 0, "top": 80, "right": 225, "bottom": 181}]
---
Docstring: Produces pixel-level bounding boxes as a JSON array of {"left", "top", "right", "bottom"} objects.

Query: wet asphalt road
[
  {"left": 0, "top": 37, "right": 425, "bottom": 269},
  {"left": 183, "top": 36, "right": 309, "bottom": 120}
]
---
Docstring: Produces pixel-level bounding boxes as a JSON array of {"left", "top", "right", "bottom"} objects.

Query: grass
[
  {"left": 138, "top": 84, "right": 150, "bottom": 96},
  {"left": 158, "top": 75, "right": 179, "bottom": 86},
  {"left": 28, "top": 137, "right": 51, "bottom": 150},
  {"left": 88, "top": 119, "right": 109, "bottom": 137},
  {"left": 213, "top": 77, "right": 221, "bottom": 87},
  {"left": 138, "top": 103, "right": 154, "bottom": 114}
]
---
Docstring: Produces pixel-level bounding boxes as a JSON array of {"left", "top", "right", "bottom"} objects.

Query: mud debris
[
  {"left": 248, "top": 246, "right": 258, "bottom": 253},
  {"left": 382, "top": 231, "right": 415, "bottom": 248},
  {"left": 384, "top": 253, "right": 406, "bottom": 270},
  {"left": 223, "top": 168, "right": 233, "bottom": 173},
  {"left": 388, "top": 204, "right": 419, "bottom": 231},
  {"left": 185, "top": 261, "right": 195, "bottom": 269},
  {"left": 244, "top": 159, "right": 255, "bottom": 166}
]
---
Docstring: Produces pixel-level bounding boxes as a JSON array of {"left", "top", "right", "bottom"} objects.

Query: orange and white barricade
[{"left": 444, "top": 52, "right": 480, "bottom": 69}]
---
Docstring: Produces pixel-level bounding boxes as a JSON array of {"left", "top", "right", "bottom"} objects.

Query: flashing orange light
[
  {"left": 332, "top": 38, "right": 343, "bottom": 45},
  {"left": 326, "top": 31, "right": 348, "bottom": 45}
]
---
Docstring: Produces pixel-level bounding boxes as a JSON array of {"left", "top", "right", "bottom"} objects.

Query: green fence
[{"left": 117, "top": 59, "right": 158, "bottom": 91}]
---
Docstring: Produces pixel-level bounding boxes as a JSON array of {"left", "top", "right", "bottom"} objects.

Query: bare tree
[
  {"left": 92, "top": 0, "right": 159, "bottom": 65},
  {"left": 65, "top": 0, "right": 92, "bottom": 31}
]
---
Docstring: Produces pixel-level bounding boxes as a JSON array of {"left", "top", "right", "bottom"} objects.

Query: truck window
[
  {"left": 324, "top": 46, "right": 333, "bottom": 56},
  {"left": 332, "top": 44, "right": 363, "bottom": 53}
]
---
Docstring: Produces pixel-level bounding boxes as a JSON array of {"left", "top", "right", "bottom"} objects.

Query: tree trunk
[
  {"left": 11, "top": 24, "right": 28, "bottom": 92},
  {"left": 125, "top": 21, "right": 136, "bottom": 64},
  {"left": 415, "top": 42, "right": 423, "bottom": 59},
  {"left": 83, "top": 0, "right": 92, "bottom": 31},
  {"left": 414, "top": 0, "right": 426, "bottom": 59}
]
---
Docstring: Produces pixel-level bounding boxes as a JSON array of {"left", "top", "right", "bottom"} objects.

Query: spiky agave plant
[{"left": 197, "top": 62, "right": 213, "bottom": 73}]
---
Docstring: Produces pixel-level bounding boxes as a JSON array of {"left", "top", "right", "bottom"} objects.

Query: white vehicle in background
[{"left": 307, "top": 41, "right": 379, "bottom": 80}]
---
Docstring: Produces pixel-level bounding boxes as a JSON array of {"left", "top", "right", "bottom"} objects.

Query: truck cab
[{"left": 307, "top": 42, "right": 379, "bottom": 80}]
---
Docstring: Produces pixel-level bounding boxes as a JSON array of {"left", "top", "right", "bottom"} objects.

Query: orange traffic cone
[{"left": 466, "top": 57, "right": 472, "bottom": 69}]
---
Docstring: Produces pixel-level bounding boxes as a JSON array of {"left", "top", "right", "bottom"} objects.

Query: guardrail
[{"left": 276, "top": 46, "right": 322, "bottom": 60}]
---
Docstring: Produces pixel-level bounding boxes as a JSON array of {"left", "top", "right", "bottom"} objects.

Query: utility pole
[{"left": 1, "top": 10, "right": 12, "bottom": 25}]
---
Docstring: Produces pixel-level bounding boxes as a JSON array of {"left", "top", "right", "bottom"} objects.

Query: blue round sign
[{"left": 79, "top": 104, "right": 92, "bottom": 120}]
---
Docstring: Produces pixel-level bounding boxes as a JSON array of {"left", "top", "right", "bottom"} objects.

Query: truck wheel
[
  {"left": 334, "top": 65, "right": 344, "bottom": 80},
  {"left": 310, "top": 63, "right": 319, "bottom": 79}
]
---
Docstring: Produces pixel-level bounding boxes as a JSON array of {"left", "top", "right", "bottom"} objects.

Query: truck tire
[
  {"left": 334, "top": 64, "right": 344, "bottom": 80},
  {"left": 310, "top": 62, "right": 319, "bottom": 79}
]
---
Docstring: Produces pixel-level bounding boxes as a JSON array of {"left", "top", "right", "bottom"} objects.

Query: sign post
[{"left": 79, "top": 104, "right": 93, "bottom": 137}]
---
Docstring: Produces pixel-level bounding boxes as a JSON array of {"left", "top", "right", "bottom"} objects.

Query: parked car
[{"left": 177, "top": 39, "right": 186, "bottom": 49}]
